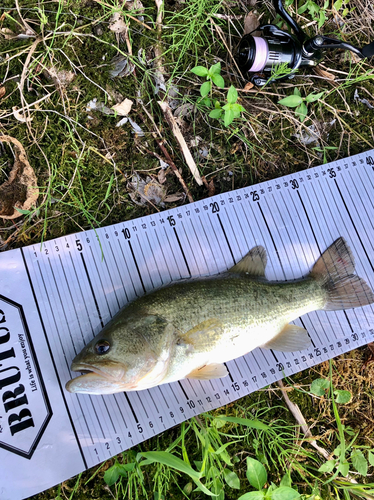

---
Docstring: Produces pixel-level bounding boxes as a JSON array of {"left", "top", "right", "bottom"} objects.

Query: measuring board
[{"left": 1, "top": 150, "right": 374, "bottom": 500}]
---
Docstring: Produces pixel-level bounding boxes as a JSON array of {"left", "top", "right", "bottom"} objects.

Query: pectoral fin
[
  {"left": 186, "top": 363, "right": 228, "bottom": 380},
  {"left": 181, "top": 318, "right": 224, "bottom": 350},
  {"left": 262, "top": 324, "right": 311, "bottom": 352},
  {"left": 229, "top": 246, "right": 267, "bottom": 277}
]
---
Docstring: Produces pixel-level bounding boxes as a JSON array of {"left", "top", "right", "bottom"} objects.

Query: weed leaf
[
  {"left": 310, "top": 378, "right": 330, "bottom": 396},
  {"left": 238, "top": 492, "right": 265, "bottom": 500},
  {"left": 305, "top": 92, "right": 324, "bottom": 103},
  {"left": 271, "top": 486, "right": 300, "bottom": 499},
  {"left": 295, "top": 102, "right": 308, "bottom": 121},
  {"left": 318, "top": 459, "right": 336, "bottom": 473},
  {"left": 223, "top": 469, "right": 240, "bottom": 489},
  {"left": 191, "top": 66, "right": 209, "bottom": 77},
  {"left": 209, "top": 109, "right": 223, "bottom": 119},
  {"left": 369, "top": 451, "right": 374, "bottom": 466},
  {"left": 334, "top": 390, "right": 351, "bottom": 404},
  {"left": 278, "top": 95, "right": 303, "bottom": 107},
  {"left": 200, "top": 81, "right": 212, "bottom": 97},
  {"left": 213, "top": 416, "right": 269, "bottom": 430},
  {"left": 224, "top": 108, "right": 235, "bottom": 127},
  {"left": 211, "top": 73, "right": 225, "bottom": 88},
  {"left": 210, "top": 62, "right": 221, "bottom": 75},
  {"left": 227, "top": 85, "right": 238, "bottom": 104},
  {"left": 338, "top": 461, "right": 349, "bottom": 477},
  {"left": 246, "top": 457, "right": 267, "bottom": 490},
  {"left": 351, "top": 450, "right": 368, "bottom": 476}
]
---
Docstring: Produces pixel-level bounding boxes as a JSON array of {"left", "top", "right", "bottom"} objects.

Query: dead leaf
[
  {"left": 164, "top": 193, "right": 185, "bottom": 203},
  {"left": 0, "top": 27, "right": 16, "bottom": 39},
  {"left": 123, "top": 0, "right": 145, "bottom": 14},
  {"left": 243, "top": 81, "right": 254, "bottom": 91},
  {"left": 109, "top": 12, "right": 127, "bottom": 34},
  {"left": 314, "top": 66, "right": 336, "bottom": 81},
  {"left": 0, "top": 135, "right": 39, "bottom": 219},
  {"left": 45, "top": 67, "right": 76, "bottom": 89},
  {"left": 244, "top": 11, "right": 260, "bottom": 35},
  {"left": 12, "top": 106, "right": 33, "bottom": 123},
  {"left": 128, "top": 173, "right": 166, "bottom": 207},
  {"left": 0, "top": 86, "right": 6, "bottom": 99},
  {"left": 109, "top": 54, "right": 135, "bottom": 78},
  {"left": 112, "top": 98, "right": 133, "bottom": 116}
]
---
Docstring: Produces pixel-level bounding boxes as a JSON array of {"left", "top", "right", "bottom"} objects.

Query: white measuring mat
[{"left": 1, "top": 150, "right": 374, "bottom": 500}]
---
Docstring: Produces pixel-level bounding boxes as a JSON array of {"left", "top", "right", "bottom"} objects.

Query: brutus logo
[{"left": 0, "top": 295, "right": 52, "bottom": 459}]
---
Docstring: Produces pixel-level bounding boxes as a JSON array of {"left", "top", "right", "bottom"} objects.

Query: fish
[{"left": 65, "top": 237, "right": 374, "bottom": 395}]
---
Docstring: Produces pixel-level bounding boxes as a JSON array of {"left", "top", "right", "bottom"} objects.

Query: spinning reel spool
[{"left": 236, "top": 0, "right": 374, "bottom": 86}]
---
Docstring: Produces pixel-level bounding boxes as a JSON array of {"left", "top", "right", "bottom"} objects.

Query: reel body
[{"left": 236, "top": 0, "right": 374, "bottom": 85}]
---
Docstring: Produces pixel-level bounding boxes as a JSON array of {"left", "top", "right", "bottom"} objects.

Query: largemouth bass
[{"left": 66, "top": 237, "right": 374, "bottom": 395}]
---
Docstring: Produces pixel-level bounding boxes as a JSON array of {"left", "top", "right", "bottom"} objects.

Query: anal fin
[
  {"left": 262, "top": 324, "right": 311, "bottom": 352},
  {"left": 186, "top": 363, "right": 228, "bottom": 380}
]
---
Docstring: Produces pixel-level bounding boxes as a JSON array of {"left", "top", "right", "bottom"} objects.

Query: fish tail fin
[{"left": 310, "top": 237, "right": 374, "bottom": 311}]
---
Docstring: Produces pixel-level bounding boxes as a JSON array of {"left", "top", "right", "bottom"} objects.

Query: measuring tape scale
[{"left": 20, "top": 150, "right": 374, "bottom": 468}]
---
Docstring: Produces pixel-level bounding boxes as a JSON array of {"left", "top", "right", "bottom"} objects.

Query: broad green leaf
[
  {"left": 351, "top": 450, "right": 368, "bottom": 476},
  {"left": 293, "top": 87, "right": 301, "bottom": 97},
  {"left": 200, "top": 81, "right": 211, "bottom": 97},
  {"left": 334, "top": 390, "right": 351, "bottom": 404},
  {"left": 310, "top": 378, "right": 330, "bottom": 396},
  {"left": 210, "top": 62, "right": 221, "bottom": 75},
  {"left": 278, "top": 95, "right": 303, "bottom": 108},
  {"left": 368, "top": 450, "right": 374, "bottom": 466},
  {"left": 223, "top": 469, "right": 240, "bottom": 489},
  {"left": 209, "top": 109, "right": 223, "bottom": 119},
  {"left": 318, "top": 459, "right": 336, "bottom": 473},
  {"left": 305, "top": 92, "right": 324, "bottom": 103},
  {"left": 342, "top": 7, "right": 349, "bottom": 16},
  {"left": 271, "top": 486, "right": 300, "bottom": 500},
  {"left": 211, "top": 73, "right": 225, "bottom": 88},
  {"left": 201, "top": 97, "right": 211, "bottom": 107},
  {"left": 191, "top": 66, "right": 209, "bottom": 77},
  {"left": 213, "top": 416, "right": 269, "bottom": 431},
  {"left": 246, "top": 457, "right": 267, "bottom": 490},
  {"left": 338, "top": 461, "right": 349, "bottom": 477},
  {"left": 333, "top": 0, "right": 343, "bottom": 10},
  {"left": 295, "top": 102, "right": 308, "bottom": 122},
  {"left": 104, "top": 463, "right": 122, "bottom": 486},
  {"left": 224, "top": 108, "right": 235, "bottom": 127},
  {"left": 280, "top": 473, "right": 292, "bottom": 488},
  {"left": 227, "top": 85, "right": 238, "bottom": 104},
  {"left": 238, "top": 492, "right": 265, "bottom": 500}
]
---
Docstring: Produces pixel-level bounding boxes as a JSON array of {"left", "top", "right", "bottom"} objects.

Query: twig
[
  {"left": 277, "top": 380, "right": 330, "bottom": 460},
  {"left": 153, "top": 0, "right": 203, "bottom": 187},
  {"left": 154, "top": 136, "right": 194, "bottom": 203},
  {"left": 157, "top": 101, "right": 203, "bottom": 186}
]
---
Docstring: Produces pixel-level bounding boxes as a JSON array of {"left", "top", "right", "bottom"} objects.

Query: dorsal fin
[{"left": 229, "top": 246, "right": 267, "bottom": 277}]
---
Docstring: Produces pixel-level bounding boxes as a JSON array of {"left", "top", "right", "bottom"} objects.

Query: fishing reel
[{"left": 236, "top": 0, "right": 374, "bottom": 85}]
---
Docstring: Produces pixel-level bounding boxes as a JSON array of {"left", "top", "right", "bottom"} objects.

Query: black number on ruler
[
  {"left": 250, "top": 191, "right": 259, "bottom": 201},
  {"left": 210, "top": 202, "right": 220, "bottom": 213},
  {"left": 276, "top": 363, "right": 284, "bottom": 371},
  {"left": 187, "top": 400, "right": 195, "bottom": 409},
  {"left": 327, "top": 168, "right": 336, "bottom": 178},
  {"left": 366, "top": 155, "right": 374, "bottom": 166},
  {"left": 55, "top": 246, "right": 59, "bottom": 252},
  {"left": 167, "top": 216, "right": 176, "bottom": 226},
  {"left": 137, "top": 423, "right": 143, "bottom": 433},
  {"left": 122, "top": 228, "right": 131, "bottom": 239},
  {"left": 232, "top": 382, "right": 240, "bottom": 391},
  {"left": 76, "top": 240, "right": 82, "bottom": 251},
  {"left": 290, "top": 179, "right": 299, "bottom": 189}
]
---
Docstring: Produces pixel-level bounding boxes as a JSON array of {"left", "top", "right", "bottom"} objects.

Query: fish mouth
[{"left": 65, "top": 362, "right": 134, "bottom": 394}]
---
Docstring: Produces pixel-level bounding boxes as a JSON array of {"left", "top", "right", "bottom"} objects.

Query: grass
[{"left": 1, "top": 0, "right": 374, "bottom": 498}]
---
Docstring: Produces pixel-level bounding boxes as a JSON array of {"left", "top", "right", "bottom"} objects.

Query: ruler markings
[
  {"left": 127, "top": 240, "right": 147, "bottom": 294},
  {"left": 172, "top": 227, "right": 191, "bottom": 277},
  {"left": 197, "top": 215, "right": 221, "bottom": 274},
  {"left": 107, "top": 240, "right": 130, "bottom": 304},
  {"left": 217, "top": 213, "right": 236, "bottom": 265},
  {"left": 80, "top": 252, "right": 104, "bottom": 328},
  {"left": 162, "top": 226, "right": 184, "bottom": 279}
]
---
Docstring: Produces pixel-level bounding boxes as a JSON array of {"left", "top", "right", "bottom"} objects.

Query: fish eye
[{"left": 95, "top": 340, "right": 111, "bottom": 355}]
